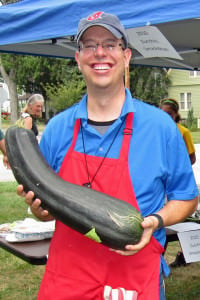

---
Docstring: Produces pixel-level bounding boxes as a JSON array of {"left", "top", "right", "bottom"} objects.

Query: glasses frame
[{"left": 78, "top": 39, "right": 125, "bottom": 54}]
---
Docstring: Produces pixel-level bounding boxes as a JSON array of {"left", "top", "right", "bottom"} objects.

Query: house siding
[{"left": 168, "top": 69, "right": 200, "bottom": 120}]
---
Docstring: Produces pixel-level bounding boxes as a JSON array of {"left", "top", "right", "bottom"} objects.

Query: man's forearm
[{"left": 155, "top": 197, "right": 198, "bottom": 227}]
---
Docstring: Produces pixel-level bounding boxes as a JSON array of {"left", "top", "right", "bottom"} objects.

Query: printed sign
[
  {"left": 128, "top": 26, "right": 182, "bottom": 60},
  {"left": 178, "top": 230, "right": 200, "bottom": 263}
]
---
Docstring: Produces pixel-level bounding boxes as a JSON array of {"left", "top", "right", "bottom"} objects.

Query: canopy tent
[{"left": 0, "top": 0, "right": 200, "bottom": 69}]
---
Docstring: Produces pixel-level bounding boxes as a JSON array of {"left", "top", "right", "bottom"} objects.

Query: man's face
[{"left": 75, "top": 26, "right": 131, "bottom": 90}]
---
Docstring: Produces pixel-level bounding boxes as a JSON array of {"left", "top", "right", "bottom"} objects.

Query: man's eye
[
  {"left": 105, "top": 43, "right": 115, "bottom": 49},
  {"left": 85, "top": 44, "right": 95, "bottom": 49}
]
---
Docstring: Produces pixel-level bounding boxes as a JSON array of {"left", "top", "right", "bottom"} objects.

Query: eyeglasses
[{"left": 78, "top": 39, "right": 124, "bottom": 54}]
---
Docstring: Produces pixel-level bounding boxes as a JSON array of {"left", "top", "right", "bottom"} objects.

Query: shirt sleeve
[
  {"left": 21, "top": 112, "right": 30, "bottom": 119},
  {"left": 165, "top": 126, "right": 198, "bottom": 200},
  {"left": 182, "top": 129, "right": 195, "bottom": 155}
]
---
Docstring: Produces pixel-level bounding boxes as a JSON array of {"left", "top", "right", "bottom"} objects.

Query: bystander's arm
[
  {"left": 0, "top": 138, "right": 6, "bottom": 156},
  {"left": 0, "top": 137, "right": 10, "bottom": 168}
]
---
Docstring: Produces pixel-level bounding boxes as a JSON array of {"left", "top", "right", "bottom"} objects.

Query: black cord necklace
[{"left": 80, "top": 118, "right": 125, "bottom": 188}]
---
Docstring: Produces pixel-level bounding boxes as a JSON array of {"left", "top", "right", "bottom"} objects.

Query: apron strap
[
  {"left": 67, "top": 118, "right": 81, "bottom": 154},
  {"left": 69, "top": 113, "right": 133, "bottom": 162},
  {"left": 119, "top": 112, "right": 134, "bottom": 161}
]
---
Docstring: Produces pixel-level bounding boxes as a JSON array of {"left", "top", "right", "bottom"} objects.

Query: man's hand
[
  {"left": 111, "top": 216, "right": 158, "bottom": 256},
  {"left": 17, "top": 184, "right": 54, "bottom": 221}
]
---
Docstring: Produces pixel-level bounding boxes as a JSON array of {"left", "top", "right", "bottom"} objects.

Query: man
[{"left": 17, "top": 12, "right": 198, "bottom": 300}]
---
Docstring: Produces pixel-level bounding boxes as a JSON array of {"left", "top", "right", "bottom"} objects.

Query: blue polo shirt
[{"left": 40, "top": 89, "right": 198, "bottom": 275}]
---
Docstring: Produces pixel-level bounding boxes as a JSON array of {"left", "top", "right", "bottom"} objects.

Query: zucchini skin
[{"left": 5, "top": 126, "right": 144, "bottom": 250}]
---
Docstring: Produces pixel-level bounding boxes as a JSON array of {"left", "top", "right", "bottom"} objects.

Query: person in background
[
  {"left": 0, "top": 129, "right": 9, "bottom": 168},
  {"left": 160, "top": 98, "right": 196, "bottom": 165},
  {"left": 17, "top": 12, "right": 198, "bottom": 300},
  {"left": 160, "top": 97, "right": 196, "bottom": 267},
  {"left": 20, "top": 93, "right": 44, "bottom": 137}
]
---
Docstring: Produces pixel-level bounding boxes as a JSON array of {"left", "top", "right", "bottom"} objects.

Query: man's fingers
[{"left": 16, "top": 184, "right": 25, "bottom": 196}]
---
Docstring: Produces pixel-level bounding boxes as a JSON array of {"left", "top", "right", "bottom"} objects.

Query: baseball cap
[{"left": 76, "top": 11, "right": 128, "bottom": 48}]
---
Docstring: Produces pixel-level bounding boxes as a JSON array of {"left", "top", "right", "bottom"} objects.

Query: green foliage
[
  {"left": 45, "top": 79, "right": 86, "bottom": 112},
  {"left": 186, "top": 107, "right": 197, "bottom": 130},
  {"left": 1, "top": 54, "right": 76, "bottom": 96},
  {"left": 43, "top": 59, "right": 86, "bottom": 112},
  {"left": 0, "top": 0, "right": 19, "bottom": 4},
  {"left": 129, "top": 66, "right": 171, "bottom": 106}
]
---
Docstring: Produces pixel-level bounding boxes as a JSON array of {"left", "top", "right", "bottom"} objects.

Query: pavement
[
  {"left": 0, "top": 131, "right": 42, "bottom": 182},
  {"left": 0, "top": 144, "right": 200, "bottom": 185},
  {"left": 0, "top": 155, "right": 15, "bottom": 182}
]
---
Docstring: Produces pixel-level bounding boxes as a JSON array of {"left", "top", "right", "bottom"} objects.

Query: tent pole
[{"left": 125, "top": 65, "right": 130, "bottom": 89}]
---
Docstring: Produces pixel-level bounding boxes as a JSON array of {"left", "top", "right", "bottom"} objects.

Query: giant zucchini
[{"left": 5, "top": 126, "right": 144, "bottom": 250}]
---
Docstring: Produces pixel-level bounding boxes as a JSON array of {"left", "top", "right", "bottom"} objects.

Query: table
[
  {"left": 0, "top": 229, "right": 179, "bottom": 265},
  {"left": 0, "top": 236, "right": 50, "bottom": 265},
  {"left": 165, "top": 227, "right": 178, "bottom": 243},
  {"left": 164, "top": 227, "right": 179, "bottom": 251}
]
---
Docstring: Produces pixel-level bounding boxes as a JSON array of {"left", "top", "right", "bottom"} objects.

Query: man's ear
[
  {"left": 75, "top": 51, "right": 81, "bottom": 71},
  {"left": 124, "top": 48, "right": 132, "bottom": 68}
]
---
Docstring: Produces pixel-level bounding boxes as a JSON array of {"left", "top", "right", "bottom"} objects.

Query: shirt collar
[{"left": 75, "top": 88, "right": 136, "bottom": 120}]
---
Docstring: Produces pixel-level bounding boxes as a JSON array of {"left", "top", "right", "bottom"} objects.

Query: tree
[
  {"left": 0, "top": 0, "right": 19, "bottom": 4},
  {"left": 0, "top": 55, "right": 19, "bottom": 122},
  {"left": 0, "top": 53, "right": 76, "bottom": 121},
  {"left": 15, "top": 55, "right": 76, "bottom": 119},
  {"left": 45, "top": 80, "right": 86, "bottom": 114},
  {"left": 129, "top": 66, "right": 171, "bottom": 106},
  {"left": 44, "top": 63, "right": 86, "bottom": 114},
  {"left": 187, "top": 107, "right": 196, "bottom": 130}
]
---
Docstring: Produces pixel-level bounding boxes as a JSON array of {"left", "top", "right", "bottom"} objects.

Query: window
[
  {"left": 180, "top": 92, "right": 192, "bottom": 110},
  {"left": 189, "top": 70, "right": 200, "bottom": 77}
]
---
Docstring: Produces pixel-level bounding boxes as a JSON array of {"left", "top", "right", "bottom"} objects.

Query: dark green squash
[{"left": 5, "top": 126, "right": 144, "bottom": 250}]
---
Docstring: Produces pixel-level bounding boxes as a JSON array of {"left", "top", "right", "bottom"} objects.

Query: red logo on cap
[{"left": 88, "top": 12, "right": 103, "bottom": 21}]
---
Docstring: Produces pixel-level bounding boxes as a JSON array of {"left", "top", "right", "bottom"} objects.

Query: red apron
[{"left": 38, "top": 113, "right": 164, "bottom": 300}]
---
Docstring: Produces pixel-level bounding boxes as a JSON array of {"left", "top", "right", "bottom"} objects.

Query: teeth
[{"left": 93, "top": 65, "right": 110, "bottom": 70}]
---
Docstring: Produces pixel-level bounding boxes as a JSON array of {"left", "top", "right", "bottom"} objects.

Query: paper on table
[
  {"left": 166, "top": 222, "right": 200, "bottom": 232},
  {"left": 0, "top": 218, "right": 55, "bottom": 242}
]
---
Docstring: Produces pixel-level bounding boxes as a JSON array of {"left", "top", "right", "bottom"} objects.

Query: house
[
  {"left": 167, "top": 69, "right": 200, "bottom": 126},
  {"left": 0, "top": 82, "right": 9, "bottom": 110}
]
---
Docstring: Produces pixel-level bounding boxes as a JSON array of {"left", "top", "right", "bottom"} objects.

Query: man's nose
[{"left": 95, "top": 45, "right": 106, "bottom": 56}]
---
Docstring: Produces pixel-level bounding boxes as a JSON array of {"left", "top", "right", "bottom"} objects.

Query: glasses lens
[{"left": 79, "top": 40, "right": 122, "bottom": 53}]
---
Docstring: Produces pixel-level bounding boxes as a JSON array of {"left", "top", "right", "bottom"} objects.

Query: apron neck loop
[{"left": 119, "top": 113, "right": 134, "bottom": 160}]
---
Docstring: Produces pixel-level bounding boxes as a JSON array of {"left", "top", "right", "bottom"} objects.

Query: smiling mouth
[{"left": 92, "top": 64, "right": 112, "bottom": 70}]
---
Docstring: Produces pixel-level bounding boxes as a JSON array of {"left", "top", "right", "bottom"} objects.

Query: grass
[
  {"left": 165, "top": 242, "right": 200, "bottom": 299},
  {"left": 1, "top": 182, "right": 200, "bottom": 299},
  {"left": 1, "top": 119, "right": 45, "bottom": 132},
  {"left": 0, "top": 182, "right": 45, "bottom": 300},
  {"left": 191, "top": 130, "right": 200, "bottom": 144}
]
